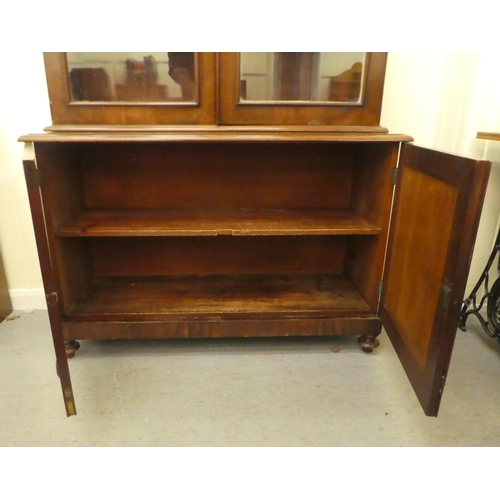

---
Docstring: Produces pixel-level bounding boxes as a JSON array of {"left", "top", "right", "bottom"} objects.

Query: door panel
[{"left": 380, "top": 144, "right": 490, "bottom": 416}]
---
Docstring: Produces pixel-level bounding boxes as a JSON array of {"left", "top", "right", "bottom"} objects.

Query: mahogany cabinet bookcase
[{"left": 19, "top": 52, "right": 490, "bottom": 417}]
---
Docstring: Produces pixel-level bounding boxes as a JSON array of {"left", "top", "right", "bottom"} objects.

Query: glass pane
[
  {"left": 240, "top": 52, "right": 366, "bottom": 103},
  {"left": 66, "top": 52, "right": 196, "bottom": 103}
]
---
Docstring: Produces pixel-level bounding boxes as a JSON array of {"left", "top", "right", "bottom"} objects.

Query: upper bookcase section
[{"left": 43, "top": 52, "right": 387, "bottom": 128}]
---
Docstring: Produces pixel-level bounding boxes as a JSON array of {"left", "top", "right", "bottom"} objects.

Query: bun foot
[
  {"left": 357, "top": 334, "right": 380, "bottom": 353},
  {"left": 65, "top": 340, "right": 80, "bottom": 358}
]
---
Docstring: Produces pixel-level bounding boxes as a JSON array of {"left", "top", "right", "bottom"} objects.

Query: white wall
[
  {"left": 381, "top": 52, "right": 500, "bottom": 296},
  {"left": 1, "top": 52, "right": 499, "bottom": 309},
  {"left": 0, "top": 51, "right": 51, "bottom": 309}
]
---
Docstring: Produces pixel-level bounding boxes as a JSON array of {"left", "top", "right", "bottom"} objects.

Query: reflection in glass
[
  {"left": 66, "top": 52, "right": 196, "bottom": 103},
  {"left": 240, "top": 53, "right": 366, "bottom": 103}
]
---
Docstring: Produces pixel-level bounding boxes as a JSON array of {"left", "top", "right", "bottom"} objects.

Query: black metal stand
[{"left": 458, "top": 226, "right": 500, "bottom": 343}]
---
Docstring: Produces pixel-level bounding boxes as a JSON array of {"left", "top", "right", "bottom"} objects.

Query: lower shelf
[{"left": 65, "top": 273, "right": 373, "bottom": 322}]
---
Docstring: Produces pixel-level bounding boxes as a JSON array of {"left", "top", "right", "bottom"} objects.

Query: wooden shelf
[
  {"left": 65, "top": 274, "right": 372, "bottom": 321},
  {"left": 477, "top": 132, "right": 500, "bottom": 142},
  {"left": 56, "top": 208, "right": 381, "bottom": 237}
]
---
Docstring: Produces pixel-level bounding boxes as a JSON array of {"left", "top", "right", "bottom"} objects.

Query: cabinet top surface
[
  {"left": 19, "top": 125, "right": 413, "bottom": 144},
  {"left": 477, "top": 132, "right": 500, "bottom": 141}
]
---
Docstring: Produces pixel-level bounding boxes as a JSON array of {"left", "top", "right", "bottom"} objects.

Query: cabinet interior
[{"left": 36, "top": 140, "right": 397, "bottom": 329}]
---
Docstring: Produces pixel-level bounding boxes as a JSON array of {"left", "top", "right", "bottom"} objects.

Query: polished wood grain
[
  {"left": 380, "top": 144, "right": 491, "bottom": 416},
  {"left": 345, "top": 142, "right": 400, "bottom": 311},
  {"left": 55, "top": 208, "right": 381, "bottom": 237},
  {"left": 62, "top": 316, "right": 382, "bottom": 340},
  {"left": 34, "top": 143, "right": 93, "bottom": 314},
  {"left": 19, "top": 130, "right": 413, "bottom": 143},
  {"left": 89, "top": 236, "right": 347, "bottom": 277},
  {"left": 65, "top": 274, "right": 372, "bottom": 321},
  {"left": 43, "top": 124, "right": 391, "bottom": 134},
  {"left": 80, "top": 142, "right": 354, "bottom": 210}
]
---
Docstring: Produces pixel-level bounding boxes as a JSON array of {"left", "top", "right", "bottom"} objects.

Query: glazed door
[{"left": 380, "top": 144, "right": 490, "bottom": 416}]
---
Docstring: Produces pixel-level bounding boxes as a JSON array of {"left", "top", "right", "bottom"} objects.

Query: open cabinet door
[{"left": 380, "top": 144, "right": 490, "bottom": 416}]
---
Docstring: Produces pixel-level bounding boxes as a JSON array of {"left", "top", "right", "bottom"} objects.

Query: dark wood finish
[
  {"left": 65, "top": 274, "right": 372, "bottom": 321},
  {"left": 217, "top": 53, "right": 387, "bottom": 126},
  {"left": 33, "top": 143, "right": 93, "bottom": 314},
  {"left": 62, "top": 316, "right": 382, "bottom": 341},
  {"left": 88, "top": 236, "right": 346, "bottom": 278},
  {"left": 55, "top": 208, "right": 381, "bottom": 237},
  {"left": 0, "top": 249, "right": 12, "bottom": 322},
  {"left": 20, "top": 128, "right": 411, "bottom": 143},
  {"left": 65, "top": 340, "right": 80, "bottom": 358},
  {"left": 357, "top": 334, "right": 380, "bottom": 353},
  {"left": 43, "top": 124, "right": 391, "bottom": 134},
  {"left": 22, "top": 144, "right": 76, "bottom": 416},
  {"left": 380, "top": 144, "right": 491, "bottom": 416},
  {"left": 346, "top": 143, "right": 400, "bottom": 311},
  {"left": 43, "top": 53, "right": 217, "bottom": 125},
  {"left": 79, "top": 142, "right": 355, "bottom": 210}
]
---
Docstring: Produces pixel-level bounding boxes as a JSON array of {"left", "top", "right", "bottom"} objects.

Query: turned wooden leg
[
  {"left": 65, "top": 340, "right": 80, "bottom": 358},
  {"left": 357, "top": 334, "right": 380, "bottom": 353}
]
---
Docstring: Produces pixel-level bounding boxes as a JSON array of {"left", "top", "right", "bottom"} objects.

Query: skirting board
[{"left": 9, "top": 289, "right": 47, "bottom": 311}]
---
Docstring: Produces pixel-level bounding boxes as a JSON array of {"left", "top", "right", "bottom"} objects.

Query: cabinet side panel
[
  {"left": 345, "top": 143, "right": 399, "bottom": 310},
  {"left": 35, "top": 143, "right": 93, "bottom": 310}
]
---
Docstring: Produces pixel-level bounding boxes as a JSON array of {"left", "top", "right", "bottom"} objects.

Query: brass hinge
[
  {"left": 46, "top": 291, "right": 59, "bottom": 306},
  {"left": 439, "top": 281, "right": 453, "bottom": 314},
  {"left": 438, "top": 372, "right": 447, "bottom": 396},
  {"left": 391, "top": 167, "right": 399, "bottom": 186},
  {"left": 63, "top": 388, "right": 76, "bottom": 416}
]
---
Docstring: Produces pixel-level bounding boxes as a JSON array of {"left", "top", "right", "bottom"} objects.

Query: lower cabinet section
[{"left": 20, "top": 132, "right": 491, "bottom": 417}]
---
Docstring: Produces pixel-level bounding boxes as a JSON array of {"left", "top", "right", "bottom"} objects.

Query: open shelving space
[{"left": 34, "top": 137, "right": 399, "bottom": 341}]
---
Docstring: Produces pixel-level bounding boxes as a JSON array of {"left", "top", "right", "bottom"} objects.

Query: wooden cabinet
[{"left": 20, "top": 53, "right": 491, "bottom": 417}]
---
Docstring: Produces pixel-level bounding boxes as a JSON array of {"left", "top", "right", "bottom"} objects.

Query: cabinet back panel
[
  {"left": 36, "top": 143, "right": 86, "bottom": 228},
  {"left": 90, "top": 236, "right": 345, "bottom": 276},
  {"left": 81, "top": 143, "right": 354, "bottom": 209}
]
